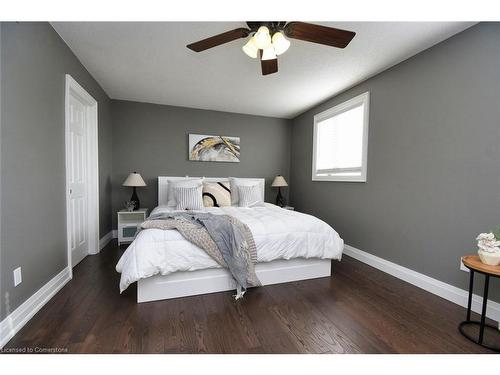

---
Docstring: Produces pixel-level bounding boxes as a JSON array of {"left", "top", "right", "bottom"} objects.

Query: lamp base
[
  {"left": 275, "top": 187, "right": 286, "bottom": 207},
  {"left": 130, "top": 187, "right": 140, "bottom": 210}
]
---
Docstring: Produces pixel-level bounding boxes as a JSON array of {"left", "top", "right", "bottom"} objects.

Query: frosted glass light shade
[
  {"left": 253, "top": 26, "right": 271, "bottom": 49},
  {"left": 242, "top": 37, "right": 258, "bottom": 58},
  {"left": 271, "top": 175, "right": 288, "bottom": 187},
  {"left": 122, "top": 172, "right": 147, "bottom": 187},
  {"left": 261, "top": 46, "right": 277, "bottom": 61},
  {"left": 272, "top": 32, "right": 290, "bottom": 55}
]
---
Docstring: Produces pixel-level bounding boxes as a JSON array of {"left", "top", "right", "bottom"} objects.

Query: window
[{"left": 312, "top": 92, "right": 369, "bottom": 182}]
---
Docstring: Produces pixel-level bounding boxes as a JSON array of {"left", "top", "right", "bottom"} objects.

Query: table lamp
[
  {"left": 271, "top": 175, "right": 288, "bottom": 207},
  {"left": 122, "top": 172, "right": 147, "bottom": 210}
]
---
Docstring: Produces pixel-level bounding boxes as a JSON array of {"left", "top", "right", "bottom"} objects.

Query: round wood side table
[{"left": 459, "top": 255, "right": 500, "bottom": 352}]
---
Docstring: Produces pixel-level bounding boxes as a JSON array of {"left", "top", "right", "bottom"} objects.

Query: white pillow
[
  {"left": 174, "top": 185, "right": 204, "bottom": 210},
  {"left": 167, "top": 178, "right": 203, "bottom": 207},
  {"left": 238, "top": 185, "right": 264, "bottom": 208},
  {"left": 229, "top": 177, "right": 262, "bottom": 206}
]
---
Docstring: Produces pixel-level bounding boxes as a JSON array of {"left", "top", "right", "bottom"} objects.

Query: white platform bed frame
[{"left": 136, "top": 176, "right": 332, "bottom": 303}]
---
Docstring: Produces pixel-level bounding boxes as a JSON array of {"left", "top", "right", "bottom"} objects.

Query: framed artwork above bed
[{"left": 189, "top": 134, "right": 240, "bottom": 163}]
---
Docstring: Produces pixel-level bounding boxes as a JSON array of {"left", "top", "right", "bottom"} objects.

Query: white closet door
[{"left": 68, "top": 94, "right": 89, "bottom": 267}]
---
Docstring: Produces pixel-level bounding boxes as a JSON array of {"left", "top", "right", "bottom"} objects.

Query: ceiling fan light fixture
[
  {"left": 186, "top": 22, "right": 356, "bottom": 77},
  {"left": 253, "top": 26, "right": 272, "bottom": 49},
  {"left": 261, "top": 46, "right": 277, "bottom": 61},
  {"left": 272, "top": 31, "right": 290, "bottom": 55},
  {"left": 242, "top": 37, "right": 258, "bottom": 58}
]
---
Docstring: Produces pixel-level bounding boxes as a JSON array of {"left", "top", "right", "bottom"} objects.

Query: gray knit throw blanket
[{"left": 141, "top": 212, "right": 261, "bottom": 299}]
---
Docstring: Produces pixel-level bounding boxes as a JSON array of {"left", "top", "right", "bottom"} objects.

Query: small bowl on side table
[{"left": 478, "top": 250, "right": 500, "bottom": 266}]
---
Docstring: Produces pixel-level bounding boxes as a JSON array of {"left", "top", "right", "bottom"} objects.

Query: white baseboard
[
  {"left": 343, "top": 244, "right": 500, "bottom": 322},
  {"left": 112, "top": 229, "right": 118, "bottom": 239},
  {"left": 99, "top": 230, "right": 113, "bottom": 250},
  {"left": 0, "top": 267, "right": 71, "bottom": 349}
]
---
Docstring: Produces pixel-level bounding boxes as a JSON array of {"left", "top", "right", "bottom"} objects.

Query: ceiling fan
[{"left": 187, "top": 22, "right": 356, "bottom": 76}]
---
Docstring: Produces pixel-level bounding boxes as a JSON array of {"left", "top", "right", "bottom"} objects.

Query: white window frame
[{"left": 312, "top": 92, "right": 370, "bottom": 182}]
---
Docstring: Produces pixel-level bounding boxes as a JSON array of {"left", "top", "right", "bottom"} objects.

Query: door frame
[{"left": 65, "top": 74, "right": 99, "bottom": 275}]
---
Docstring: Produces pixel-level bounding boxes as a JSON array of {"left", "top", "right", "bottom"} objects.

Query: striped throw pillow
[
  {"left": 228, "top": 177, "right": 262, "bottom": 206},
  {"left": 174, "top": 185, "right": 204, "bottom": 210},
  {"left": 202, "top": 182, "right": 231, "bottom": 207},
  {"left": 167, "top": 178, "right": 203, "bottom": 207},
  {"left": 238, "top": 185, "right": 264, "bottom": 208}
]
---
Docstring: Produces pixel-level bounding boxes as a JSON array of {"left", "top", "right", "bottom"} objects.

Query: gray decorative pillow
[
  {"left": 202, "top": 182, "right": 231, "bottom": 207},
  {"left": 174, "top": 185, "right": 204, "bottom": 210},
  {"left": 238, "top": 185, "right": 264, "bottom": 208}
]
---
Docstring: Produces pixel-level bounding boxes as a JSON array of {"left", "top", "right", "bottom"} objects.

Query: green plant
[{"left": 491, "top": 227, "right": 500, "bottom": 241}]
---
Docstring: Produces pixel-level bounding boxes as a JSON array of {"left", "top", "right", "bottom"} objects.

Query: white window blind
[{"left": 312, "top": 92, "right": 369, "bottom": 182}]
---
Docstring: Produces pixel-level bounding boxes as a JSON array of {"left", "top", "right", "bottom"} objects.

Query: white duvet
[{"left": 116, "top": 203, "right": 344, "bottom": 292}]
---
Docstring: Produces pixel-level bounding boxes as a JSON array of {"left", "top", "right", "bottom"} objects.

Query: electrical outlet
[
  {"left": 13, "top": 267, "right": 22, "bottom": 286},
  {"left": 460, "top": 260, "right": 469, "bottom": 272}
]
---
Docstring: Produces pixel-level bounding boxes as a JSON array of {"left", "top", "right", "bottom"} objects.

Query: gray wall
[
  {"left": 0, "top": 22, "right": 113, "bottom": 319},
  {"left": 290, "top": 23, "right": 500, "bottom": 301},
  {"left": 111, "top": 100, "right": 291, "bottom": 227}
]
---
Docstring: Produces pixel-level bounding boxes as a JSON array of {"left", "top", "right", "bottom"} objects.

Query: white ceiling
[{"left": 52, "top": 22, "right": 475, "bottom": 119}]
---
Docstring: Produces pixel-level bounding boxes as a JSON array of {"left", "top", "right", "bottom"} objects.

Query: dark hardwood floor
[{"left": 4, "top": 241, "right": 497, "bottom": 353}]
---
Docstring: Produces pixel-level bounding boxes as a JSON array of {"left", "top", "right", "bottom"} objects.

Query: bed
[{"left": 116, "top": 176, "right": 344, "bottom": 303}]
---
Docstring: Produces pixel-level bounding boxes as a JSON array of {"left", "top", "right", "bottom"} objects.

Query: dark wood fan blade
[
  {"left": 260, "top": 50, "right": 278, "bottom": 75},
  {"left": 187, "top": 28, "right": 250, "bottom": 52},
  {"left": 284, "top": 22, "right": 355, "bottom": 48}
]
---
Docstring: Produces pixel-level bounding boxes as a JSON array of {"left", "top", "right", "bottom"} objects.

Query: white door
[
  {"left": 65, "top": 74, "right": 99, "bottom": 271},
  {"left": 68, "top": 94, "right": 89, "bottom": 267}
]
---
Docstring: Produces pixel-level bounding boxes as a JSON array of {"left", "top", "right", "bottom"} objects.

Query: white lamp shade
[
  {"left": 261, "top": 46, "right": 277, "bottom": 61},
  {"left": 242, "top": 37, "right": 258, "bottom": 58},
  {"left": 271, "top": 175, "right": 288, "bottom": 187},
  {"left": 253, "top": 26, "right": 271, "bottom": 49},
  {"left": 122, "top": 172, "right": 147, "bottom": 187},
  {"left": 272, "top": 32, "right": 290, "bottom": 55}
]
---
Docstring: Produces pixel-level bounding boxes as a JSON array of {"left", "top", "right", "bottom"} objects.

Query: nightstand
[
  {"left": 458, "top": 255, "right": 500, "bottom": 352},
  {"left": 283, "top": 206, "right": 295, "bottom": 211},
  {"left": 117, "top": 208, "right": 148, "bottom": 246}
]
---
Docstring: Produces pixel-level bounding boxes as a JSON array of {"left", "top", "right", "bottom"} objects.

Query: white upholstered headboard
[{"left": 158, "top": 176, "right": 265, "bottom": 206}]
